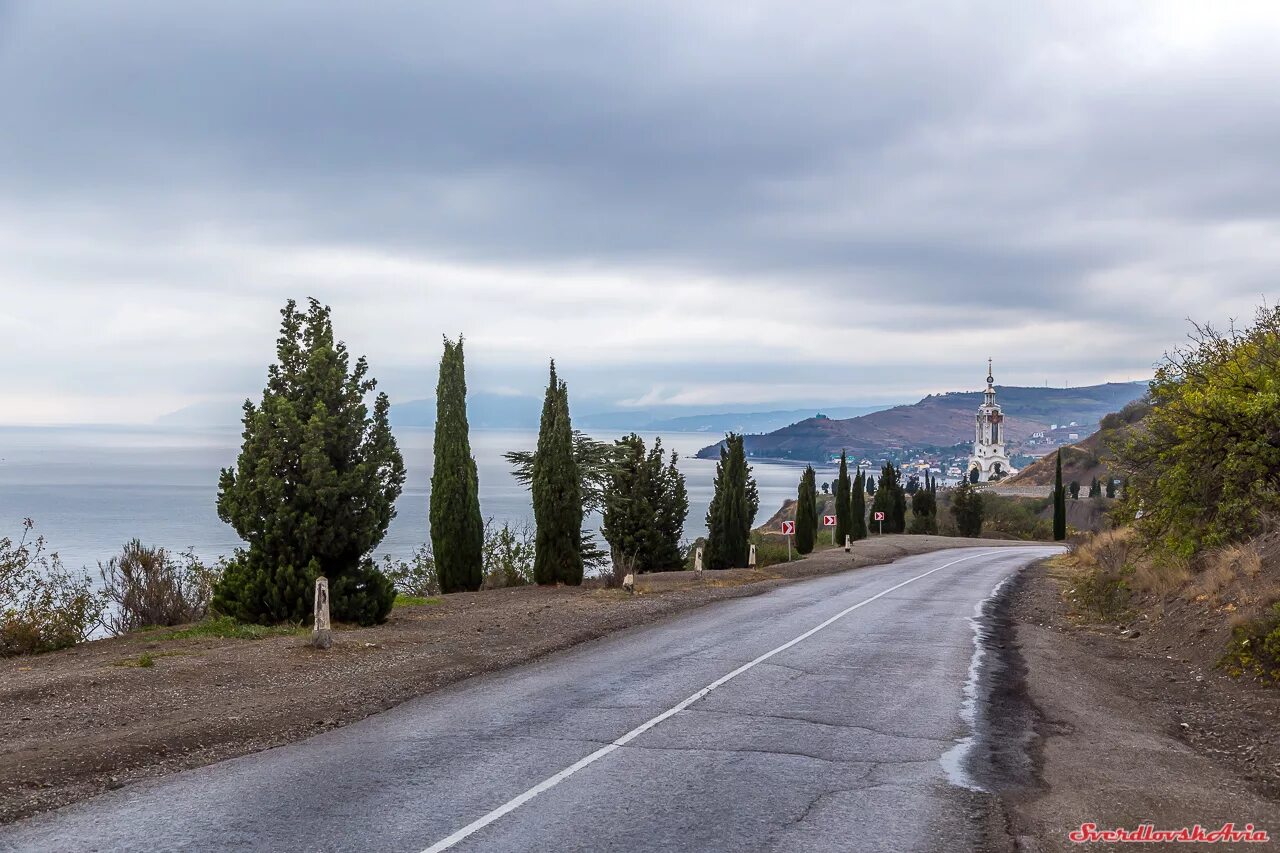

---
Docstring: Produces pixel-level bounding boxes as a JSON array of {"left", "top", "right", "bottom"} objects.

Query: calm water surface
[{"left": 0, "top": 426, "right": 837, "bottom": 574}]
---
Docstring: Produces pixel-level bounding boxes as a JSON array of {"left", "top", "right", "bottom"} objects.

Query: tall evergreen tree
[
  {"left": 1088, "top": 476, "right": 1102, "bottom": 498},
  {"left": 601, "top": 434, "right": 689, "bottom": 572},
  {"left": 795, "top": 465, "right": 818, "bottom": 555},
  {"left": 851, "top": 469, "right": 868, "bottom": 540},
  {"left": 1053, "top": 450, "right": 1067, "bottom": 541},
  {"left": 866, "top": 475, "right": 876, "bottom": 495},
  {"left": 951, "top": 479, "right": 985, "bottom": 537},
  {"left": 704, "top": 433, "right": 759, "bottom": 569},
  {"left": 430, "top": 336, "right": 484, "bottom": 593},
  {"left": 909, "top": 486, "right": 938, "bottom": 534},
  {"left": 1105, "top": 477, "right": 1116, "bottom": 499},
  {"left": 871, "top": 462, "right": 907, "bottom": 533},
  {"left": 214, "top": 299, "right": 404, "bottom": 625},
  {"left": 834, "top": 451, "right": 852, "bottom": 546},
  {"left": 532, "top": 362, "right": 583, "bottom": 585}
]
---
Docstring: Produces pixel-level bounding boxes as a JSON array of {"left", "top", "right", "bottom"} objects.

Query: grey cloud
[{"left": 1, "top": 2, "right": 1278, "bottom": 421}]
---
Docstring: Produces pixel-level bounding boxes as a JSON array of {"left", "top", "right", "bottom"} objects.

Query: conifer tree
[
  {"left": 891, "top": 465, "right": 908, "bottom": 533},
  {"left": 430, "top": 336, "right": 484, "bottom": 593},
  {"left": 1088, "top": 476, "right": 1102, "bottom": 498},
  {"left": 834, "top": 451, "right": 852, "bottom": 546},
  {"left": 601, "top": 434, "right": 689, "bottom": 572},
  {"left": 795, "top": 465, "right": 818, "bottom": 555},
  {"left": 214, "top": 299, "right": 404, "bottom": 625},
  {"left": 851, "top": 469, "right": 868, "bottom": 540},
  {"left": 1053, "top": 450, "right": 1067, "bottom": 541},
  {"left": 1105, "top": 477, "right": 1116, "bottom": 499},
  {"left": 532, "top": 362, "right": 583, "bottom": 585},
  {"left": 909, "top": 486, "right": 938, "bottom": 534},
  {"left": 866, "top": 475, "right": 876, "bottom": 494},
  {"left": 951, "top": 479, "right": 985, "bottom": 537},
  {"left": 871, "top": 462, "right": 907, "bottom": 533},
  {"left": 1070, "top": 480, "right": 1080, "bottom": 501},
  {"left": 704, "top": 433, "right": 759, "bottom": 569}
]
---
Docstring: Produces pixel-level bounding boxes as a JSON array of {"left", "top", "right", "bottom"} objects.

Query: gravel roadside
[{"left": 992, "top": 560, "right": 1280, "bottom": 851}]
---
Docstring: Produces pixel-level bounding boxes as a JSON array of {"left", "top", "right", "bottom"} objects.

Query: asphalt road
[{"left": 0, "top": 546, "right": 1058, "bottom": 853}]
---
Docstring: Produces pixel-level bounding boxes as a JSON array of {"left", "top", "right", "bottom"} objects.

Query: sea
[{"left": 0, "top": 426, "right": 838, "bottom": 577}]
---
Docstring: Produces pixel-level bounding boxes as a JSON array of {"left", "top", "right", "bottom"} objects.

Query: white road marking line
[{"left": 420, "top": 549, "right": 1015, "bottom": 853}]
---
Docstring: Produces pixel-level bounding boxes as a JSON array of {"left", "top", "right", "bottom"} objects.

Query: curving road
[{"left": 0, "top": 546, "right": 1058, "bottom": 853}]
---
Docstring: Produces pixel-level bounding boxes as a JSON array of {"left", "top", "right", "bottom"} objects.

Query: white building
[{"left": 968, "top": 359, "right": 1017, "bottom": 482}]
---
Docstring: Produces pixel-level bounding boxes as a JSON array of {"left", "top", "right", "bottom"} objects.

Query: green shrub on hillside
[
  {"left": 1221, "top": 604, "right": 1280, "bottom": 682},
  {"left": 1116, "top": 305, "right": 1280, "bottom": 555}
]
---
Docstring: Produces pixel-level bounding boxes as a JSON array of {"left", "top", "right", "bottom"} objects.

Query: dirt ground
[
  {"left": 0, "top": 534, "right": 1026, "bottom": 825},
  {"left": 995, "top": 560, "right": 1280, "bottom": 851}
]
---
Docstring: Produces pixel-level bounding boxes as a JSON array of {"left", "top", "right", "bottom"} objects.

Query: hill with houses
[{"left": 694, "top": 381, "right": 1148, "bottom": 463}]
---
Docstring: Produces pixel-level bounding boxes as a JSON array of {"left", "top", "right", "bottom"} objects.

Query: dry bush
[
  {"left": 100, "top": 540, "right": 219, "bottom": 634},
  {"left": 1131, "top": 550, "right": 1191, "bottom": 598},
  {"left": 381, "top": 545, "right": 441, "bottom": 597},
  {"left": 2, "top": 520, "right": 104, "bottom": 656},
  {"left": 481, "top": 520, "right": 535, "bottom": 590},
  {"left": 1067, "top": 528, "right": 1140, "bottom": 620},
  {"left": 1073, "top": 527, "right": 1138, "bottom": 574}
]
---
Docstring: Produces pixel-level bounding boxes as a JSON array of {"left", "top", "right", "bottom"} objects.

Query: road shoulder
[{"left": 991, "top": 560, "right": 1280, "bottom": 851}]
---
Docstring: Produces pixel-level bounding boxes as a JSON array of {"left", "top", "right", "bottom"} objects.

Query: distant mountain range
[
  {"left": 155, "top": 396, "right": 894, "bottom": 435},
  {"left": 694, "top": 382, "right": 1149, "bottom": 462}
]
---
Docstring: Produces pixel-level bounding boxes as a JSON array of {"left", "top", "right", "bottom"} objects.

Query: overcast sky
[{"left": 3, "top": 1, "right": 1279, "bottom": 425}]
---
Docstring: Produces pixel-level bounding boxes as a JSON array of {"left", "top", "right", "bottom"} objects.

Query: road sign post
[
  {"left": 874, "top": 511, "right": 885, "bottom": 536},
  {"left": 780, "top": 520, "right": 795, "bottom": 561},
  {"left": 823, "top": 514, "right": 837, "bottom": 545}
]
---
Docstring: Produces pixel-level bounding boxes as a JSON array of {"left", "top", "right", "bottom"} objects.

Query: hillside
[
  {"left": 1008, "top": 397, "right": 1151, "bottom": 487},
  {"left": 696, "top": 381, "right": 1148, "bottom": 462}
]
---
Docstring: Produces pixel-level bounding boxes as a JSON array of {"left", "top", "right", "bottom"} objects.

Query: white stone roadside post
[
  {"left": 312, "top": 576, "right": 332, "bottom": 649},
  {"left": 748, "top": 544, "right": 757, "bottom": 568},
  {"left": 695, "top": 547, "right": 704, "bottom": 577}
]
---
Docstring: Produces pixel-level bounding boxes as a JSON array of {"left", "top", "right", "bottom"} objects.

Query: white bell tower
[{"left": 968, "top": 359, "right": 1015, "bottom": 482}]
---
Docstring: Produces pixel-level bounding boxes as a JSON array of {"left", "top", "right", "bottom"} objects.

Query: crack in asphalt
[{"left": 682, "top": 707, "right": 954, "bottom": 744}]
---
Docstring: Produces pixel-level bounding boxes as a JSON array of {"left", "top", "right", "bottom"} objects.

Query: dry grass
[
  {"left": 1071, "top": 527, "right": 1138, "bottom": 575},
  {"left": 1190, "top": 542, "right": 1263, "bottom": 602},
  {"left": 1133, "top": 550, "right": 1192, "bottom": 598}
]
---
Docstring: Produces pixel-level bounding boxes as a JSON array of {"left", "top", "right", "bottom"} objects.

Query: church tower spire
[{"left": 968, "top": 358, "right": 1015, "bottom": 483}]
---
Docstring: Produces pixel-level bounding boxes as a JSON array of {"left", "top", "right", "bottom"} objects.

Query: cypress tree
[
  {"left": 909, "top": 487, "right": 938, "bottom": 534},
  {"left": 214, "top": 299, "right": 404, "bottom": 626},
  {"left": 851, "top": 469, "right": 867, "bottom": 540},
  {"left": 705, "top": 433, "right": 759, "bottom": 569},
  {"left": 866, "top": 475, "right": 876, "bottom": 495},
  {"left": 834, "top": 451, "right": 852, "bottom": 546},
  {"left": 430, "top": 336, "right": 484, "bottom": 593},
  {"left": 795, "top": 465, "right": 818, "bottom": 555},
  {"left": 951, "top": 479, "right": 985, "bottom": 537},
  {"left": 1053, "top": 450, "right": 1067, "bottom": 541},
  {"left": 532, "top": 362, "right": 583, "bottom": 585},
  {"left": 890, "top": 464, "right": 908, "bottom": 533},
  {"left": 871, "top": 462, "right": 907, "bottom": 534}
]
